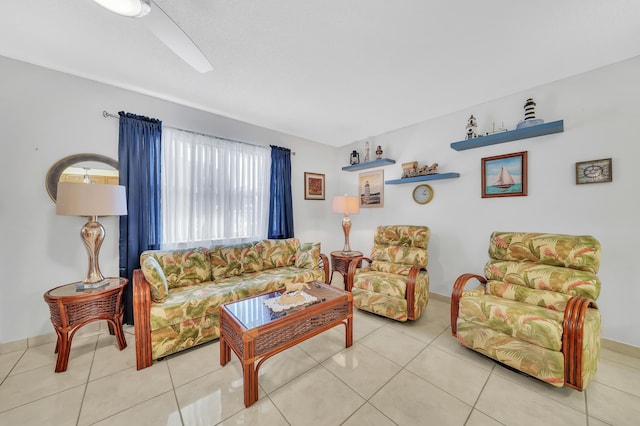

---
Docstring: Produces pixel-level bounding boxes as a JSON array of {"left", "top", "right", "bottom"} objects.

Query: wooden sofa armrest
[
  {"left": 319, "top": 253, "right": 330, "bottom": 283},
  {"left": 132, "top": 269, "right": 153, "bottom": 370},
  {"left": 563, "top": 296, "right": 599, "bottom": 391},
  {"left": 406, "top": 265, "right": 427, "bottom": 321},
  {"left": 345, "top": 256, "right": 371, "bottom": 292},
  {"left": 450, "top": 274, "right": 487, "bottom": 336}
]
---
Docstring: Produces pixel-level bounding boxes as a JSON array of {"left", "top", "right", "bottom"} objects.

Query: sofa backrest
[
  {"left": 140, "top": 247, "right": 211, "bottom": 290},
  {"left": 488, "top": 232, "right": 600, "bottom": 273},
  {"left": 485, "top": 232, "right": 602, "bottom": 304},
  {"left": 209, "top": 242, "right": 263, "bottom": 279},
  {"left": 370, "top": 225, "right": 430, "bottom": 272},
  {"left": 140, "top": 238, "right": 322, "bottom": 290},
  {"left": 257, "top": 238, "right": 300, "bottom": 270}
]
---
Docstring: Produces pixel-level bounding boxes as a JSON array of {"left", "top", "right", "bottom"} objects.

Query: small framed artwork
[
  {"left": 304, "top": 172, "right": 325, "bottom": 200},
  {"left": 575, "top": 158, "right": 612, "bottom": 184},
  {"left": 481, "top": 151, "right": 528, "bottom": 198},
  {"left": 358, "top": 170, "right": 384, "bottom": 208}
]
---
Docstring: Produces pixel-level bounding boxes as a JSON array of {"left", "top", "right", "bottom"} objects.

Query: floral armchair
[
  {"left": 451, "top": 231, "right": 602, "bottom": 390},
  {"left": 346, "top": 225, "right": 430, "bottom": 321}
]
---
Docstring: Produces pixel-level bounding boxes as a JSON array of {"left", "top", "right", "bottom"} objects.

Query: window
[{"left": 161, "top": 127, "right": 270, "bottom": 249}]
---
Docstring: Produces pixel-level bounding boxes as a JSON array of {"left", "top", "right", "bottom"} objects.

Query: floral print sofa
[
  {"left": 133, "top": 238, "right": 329, "bottom": 369},
  {"left": 346, "top": 225, "right": 430, "bottom": 321},
  {"left": 451, "top": 232, "right": 602, "bottom": 390}
]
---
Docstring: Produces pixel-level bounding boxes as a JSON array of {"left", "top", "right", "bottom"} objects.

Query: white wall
[
  {"left": 3, "top": 54, "right": 638, "bottom": 349},
  {"left": 339, "top": 56, "right": 640, "bottom": 348},
  {"left": 0, "top": 56, "right": 338, "bottom": 344}
]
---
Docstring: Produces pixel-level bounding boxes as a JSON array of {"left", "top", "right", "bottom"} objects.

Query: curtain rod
[{"left": 102, "top": 110, "right": 295, "bottom": 155}]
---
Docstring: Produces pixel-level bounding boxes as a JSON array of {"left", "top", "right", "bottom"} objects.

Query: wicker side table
[
  {"left": 43, "top": 277, "right": 128, "bottom": 372},
  {"left": 330, "top": 250, "right": 363, "bottom": 283}
]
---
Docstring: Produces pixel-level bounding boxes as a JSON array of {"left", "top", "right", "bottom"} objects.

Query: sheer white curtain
[{"left": 161, "top": 127, "right": 270, "bottom": 249}]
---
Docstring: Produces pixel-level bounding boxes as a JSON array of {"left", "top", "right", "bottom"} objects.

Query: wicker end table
[
  {"left": 330, "top": 250, "right": 363, "bottom": 283},
  {"left": 220, "top": 281, "right": 353, "bottom": 407},
  {"left": 43, "top": 277, "right": 128, "bottom": 372}
]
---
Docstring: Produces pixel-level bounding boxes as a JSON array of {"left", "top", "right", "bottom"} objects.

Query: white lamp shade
[
  {"left": 56, "top": 182, "right": 127, "bottom": 217},
  {"left": 92, "top": 0, "right": 150, "bottom": 18},
  {"left": 332, "top": 195, "right": 360, "bottom": 215}
]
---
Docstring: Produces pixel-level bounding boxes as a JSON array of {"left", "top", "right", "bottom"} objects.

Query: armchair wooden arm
[
  {"left": 132, "top": 269, "right": 153, "bottom": 370},
  {"left": 406, "top": 265, "right": 427, "bottom": 321},
  {"left": 563, "top": 296, "right": 599, "bottom": 391},
  {"left": 345, "top": 256, "right": 369, "bottom": 291},
  {"left": 319, "top": 253, "right": 330, "bottom": 283},
  {"left": 450, "top": 273, "right": 487, "bottom": 336}
]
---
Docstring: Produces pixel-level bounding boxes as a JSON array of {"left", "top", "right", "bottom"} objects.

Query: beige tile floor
[{"left": 1, "top": 287, "right": 639, "bottom": 425}]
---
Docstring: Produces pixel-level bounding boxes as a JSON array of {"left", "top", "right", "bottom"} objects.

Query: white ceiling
[{"left": 2, "top": 0, "right": 640, "bottom": 147}]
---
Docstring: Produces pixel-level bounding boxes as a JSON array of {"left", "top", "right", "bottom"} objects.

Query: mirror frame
[{"left": 46, "top": 153, "right": 119, "bottom": 202}]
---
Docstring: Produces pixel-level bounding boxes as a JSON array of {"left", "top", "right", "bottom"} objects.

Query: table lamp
[
  {"left": 56, "top": 182, "right": 127, "bottom": 287},
  {"left": 332, "top": 195, "right": 360, "bottom": 253}
]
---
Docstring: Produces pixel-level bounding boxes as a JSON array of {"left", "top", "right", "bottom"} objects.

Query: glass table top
[
  {"left": 223, "top": 282, "right": 345, "bottom": 329},
  {"left": 47, "top": 277, "right": 125, "bottom": 297}
]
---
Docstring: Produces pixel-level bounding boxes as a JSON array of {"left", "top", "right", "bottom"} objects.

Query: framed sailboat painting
[{"left": 481, "top": 151, "right": 528, "bottom": 198}]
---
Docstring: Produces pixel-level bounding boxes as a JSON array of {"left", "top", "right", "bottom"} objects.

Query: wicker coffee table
[{"left": 219, "top": 281, "right": 353, "bottom": 407}]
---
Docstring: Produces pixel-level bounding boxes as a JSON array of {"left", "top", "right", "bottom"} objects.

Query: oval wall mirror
[{"left": 46, "top": 153, "right": 119, "bottom": 202}]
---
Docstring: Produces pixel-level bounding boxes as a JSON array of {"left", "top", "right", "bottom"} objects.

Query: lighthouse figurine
[
  {"left": 516, "top": 98, "right": 544, "bottom": 129},
  {"left": 465, "top": 115, "right": 478, "bottom": 139}
]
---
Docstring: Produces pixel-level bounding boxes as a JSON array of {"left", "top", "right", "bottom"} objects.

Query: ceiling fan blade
[{"left": 144, "top": 2, "right": 213, "bottom": 73}]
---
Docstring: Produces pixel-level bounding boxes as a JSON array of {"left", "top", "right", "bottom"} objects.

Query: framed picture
[
  {"left": 575, "top": 158, "right": 612, "bottom": 184},
  {"left": 481, "top": 151, "right": 528, "bottom": 198},
  {"left": 358, "top": 170, "right": 384, "bottom": 208},
  {"left": 304, "top": 172, "right": 325, "bottom": 200}
]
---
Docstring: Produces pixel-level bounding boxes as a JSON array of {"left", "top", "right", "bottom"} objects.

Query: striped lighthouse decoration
[
  {"left": 516, "top": 97, "right": 544, "bottom": 129},
  {"left": 524, "top": 98, "right": 537, "bottom": 121}
]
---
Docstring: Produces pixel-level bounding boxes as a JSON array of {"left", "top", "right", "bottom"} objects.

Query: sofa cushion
[
  {"left": 240, "top": 266, "right": 325, "bottom": 286},
  {"left": 141, "top": 257, "right": 169, "bottom": 303},
  {"left": 210, "top": 243, "right": 263, "bottom": 280},
  {"left": 352, "top": 288, "right": 408, "bottom": 322},
  {"left": 258, "top": 238, "right": 299, "bottom": 270},
  {"left": 370, "top": 245, "right": 427, "bottom": 267},
  {"left": 485, "top": 280, "right": 572, "bottom": 311},
  {"left": 485, "top": 260, "right": 601, "bottom": 303},
  {"left": 373, "top": 225, "right": 430, "bottom": 249},
  {"left": 455, "top": 322, "right": 566, "bottom": 386},
  {"left": 141, "top": 248, "right": 211, "bottom": 289},
  {"left": 370, "top": 261, "right": 414, "bottom": 275},
  {"left": 241, "top": 244, "right": 264, "bottom": 273},
  {"left": 458, "top": 294, "right": 565, "bottom": 351},
  {"left": 353, "top": 269, "right": 407, "bottom": 298},
  {"left": 295, "top": 242, "right": 320, "bottom": 269},
  {"left": 488, "top": 232, "right": 601, "bottom": 273},
  {"left": 149, "top": 266, "right": 324, "bottom": 331}
]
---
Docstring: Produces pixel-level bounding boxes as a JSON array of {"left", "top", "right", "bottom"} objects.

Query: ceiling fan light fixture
[{"left": 93, "top": 0, "right": 151, "bottom": 18}]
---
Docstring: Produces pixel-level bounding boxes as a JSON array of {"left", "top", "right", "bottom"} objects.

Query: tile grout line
[
  {"left": 0, "top": 348, "right": 27, "bottom": 389},
  {"left": 76, "top": 333, "right": 100, "bottom": 426},
  {"left": 462, "top": 363, "right": 500, "bottom": 426},
  {"left": 166, "top": 358, "right": 187, "bottom": 426},
  {"left": 329, "top": 322, "right": 451, "bottom": 425}
]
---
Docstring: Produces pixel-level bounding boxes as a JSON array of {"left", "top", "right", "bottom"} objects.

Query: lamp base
[
  {"left": 81, "top": 216, "right": 106, "bottom": 284},
  {"left": 342, "top": 216, "right": 352, "bottom": 252},
  {"left": 76, "top": 279, "right": 110, "bottom": 290}
]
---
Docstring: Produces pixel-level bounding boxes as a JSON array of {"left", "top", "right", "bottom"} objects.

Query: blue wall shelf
[
  {"left": 450, "top": 120, "right": 564, "bottom": 151},
  {"left": 341, "top": 158, "right": 396, "bottom": 171},
  {"left": 385, "top": 172, "right": 460, "bottom": 185}
]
